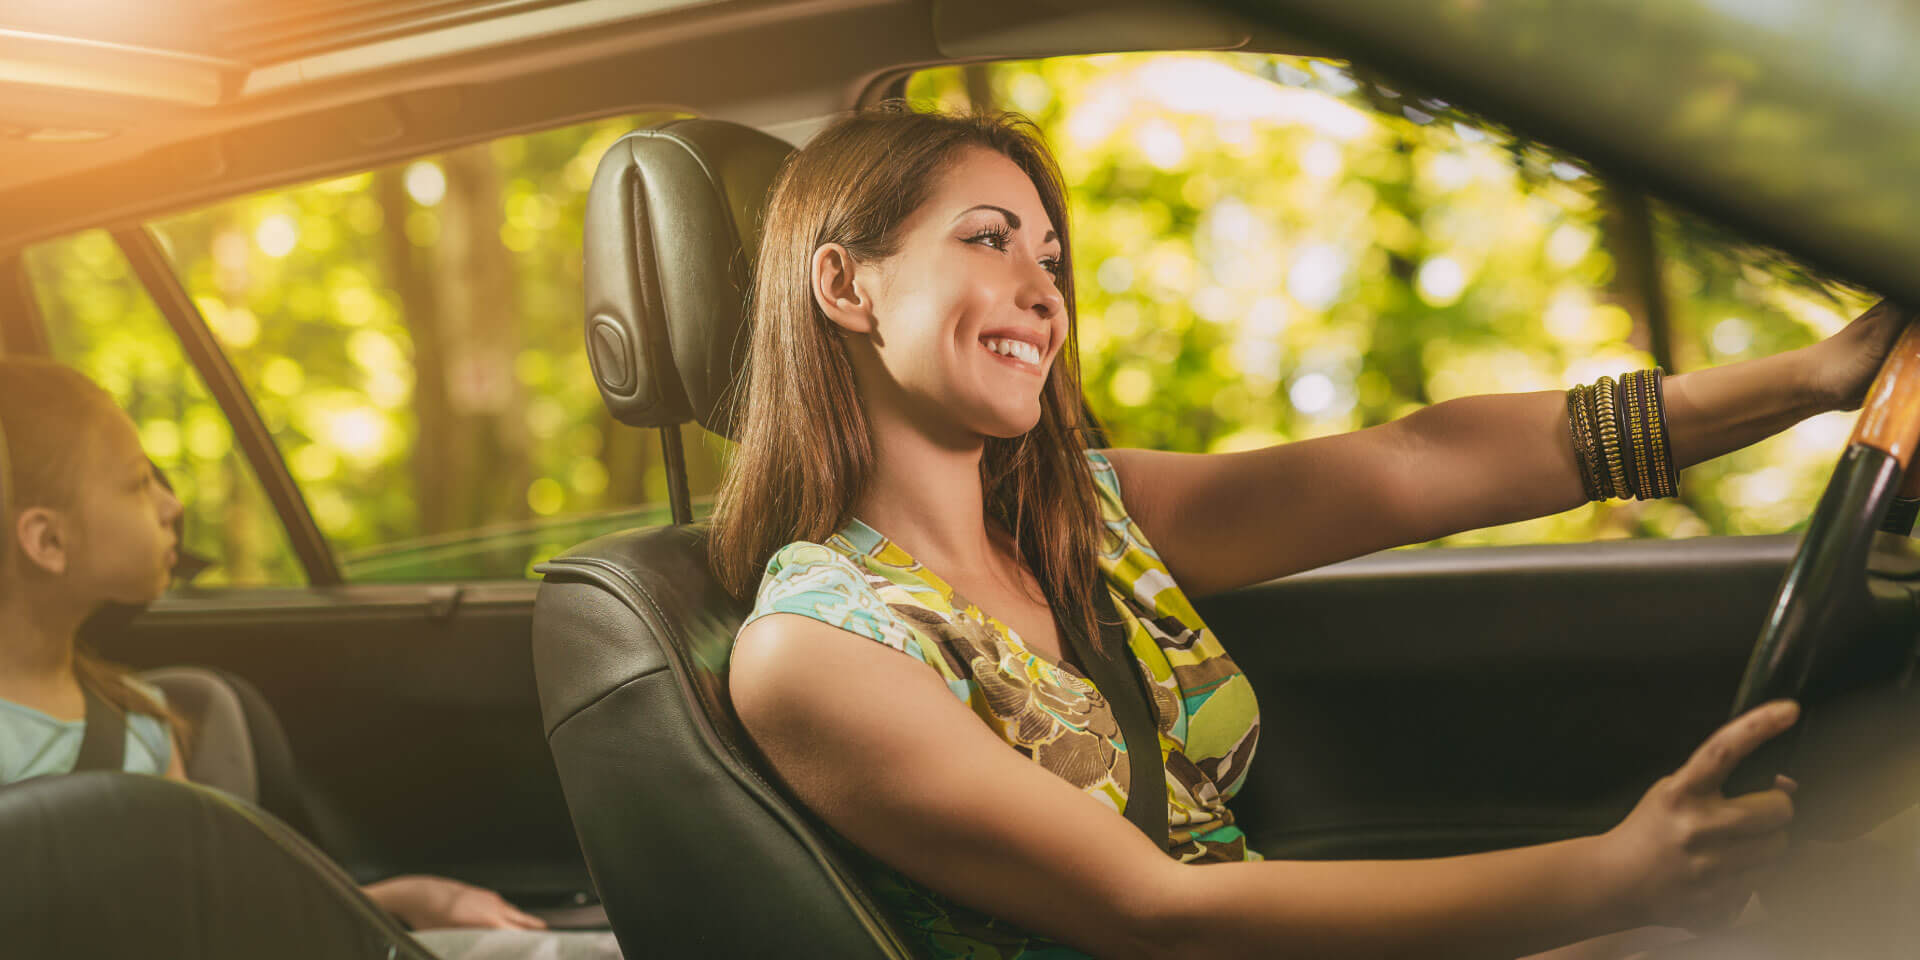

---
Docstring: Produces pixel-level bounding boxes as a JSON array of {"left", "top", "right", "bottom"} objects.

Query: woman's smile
[{"left": 981, "top": 335, "right": 1046, "bottom": 374}]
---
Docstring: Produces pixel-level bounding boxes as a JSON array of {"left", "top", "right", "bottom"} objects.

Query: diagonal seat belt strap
[
  {"left": 1067, "top": 587, "right": 1169, "bottom": 853},
  {"left": 74, "top": 685, "right": 127, "bottom": 773}
]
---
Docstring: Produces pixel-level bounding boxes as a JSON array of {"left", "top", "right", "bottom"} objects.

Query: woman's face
[
  {"left": 63, "top": 409, "right": 182, "bottom": 605},
  {"left": 835, "top": 146, "right": 1068, "bottom": 441}
]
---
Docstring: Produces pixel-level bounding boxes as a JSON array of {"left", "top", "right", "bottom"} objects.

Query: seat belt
[
  {"left": 73, "top": 685, "right": 127, "bottom": 773},
  {"left": 1063, "top": 587, "right": 1169, "bottom": 853}
]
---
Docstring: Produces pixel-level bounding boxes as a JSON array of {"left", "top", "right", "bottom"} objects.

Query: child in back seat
[{"left": 0, "top": 358, "right": 619, "bottom": 957}]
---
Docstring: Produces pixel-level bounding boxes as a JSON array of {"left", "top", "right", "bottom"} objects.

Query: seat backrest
[
  {"left": 0, "top": 771, "right": 437, "bottom": 960},
  {"left": 139, "top": 666, "right": 316, "bottom": 840},
  {"left": 143, "top": 666, "right": 261, "bottom": 800},
  {"left": 534, "top": 118, "right": 915, "bottom": 958}
]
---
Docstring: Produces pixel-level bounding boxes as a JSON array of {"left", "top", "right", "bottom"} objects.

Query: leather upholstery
[
  {"left": 542, "top": 117, "right": 919, "bottom": 957},
  {"left": 581, "top": 118, "right": 793, "bottom": 436},
  {"left": 0, "top": 771, "right": 435, "bottom": 960},
  {"left": 535, "top": 528, "right": 913, "bottom": 958}
]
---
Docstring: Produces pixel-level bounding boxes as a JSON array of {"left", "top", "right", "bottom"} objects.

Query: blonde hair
[{"left": 709, "top": 102, "right": 1118, "bottom": 656}]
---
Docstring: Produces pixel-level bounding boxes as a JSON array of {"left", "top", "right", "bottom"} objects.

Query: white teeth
[{"left": 983, "top": 337, "right": 1040, "bottom": 364}]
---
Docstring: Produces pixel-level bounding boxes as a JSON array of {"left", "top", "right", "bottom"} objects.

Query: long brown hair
[
  {"left": 0, "top": 357, "right": 190, "bottom": 738},
  {"left": 710, "top": 102, "right": 1117, "bottom": 656}
]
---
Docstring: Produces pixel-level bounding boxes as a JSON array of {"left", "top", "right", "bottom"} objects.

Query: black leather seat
[
  {"left": 0, "top": 771, "right": 436, "bottom": 960},
  {"left": 532, "top": 119, "right": 916, "bottom": 958}
]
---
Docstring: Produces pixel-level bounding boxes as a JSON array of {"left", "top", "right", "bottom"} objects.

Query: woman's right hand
[{"left": 1602, "top": 700, "right": 1800, "bottom": 932}]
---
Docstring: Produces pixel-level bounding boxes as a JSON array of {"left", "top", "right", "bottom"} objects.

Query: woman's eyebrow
[{"left": 953, "top": 204, "right": 1059, "bottom": 245}]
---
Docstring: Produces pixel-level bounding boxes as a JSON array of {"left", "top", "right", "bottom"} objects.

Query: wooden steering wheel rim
[
  {"left": 1849, "top": 316, "right": 1920, "bottom": 496},
  {"left": 1725, "top": 317, "right": 1920, "bottom": 800}
]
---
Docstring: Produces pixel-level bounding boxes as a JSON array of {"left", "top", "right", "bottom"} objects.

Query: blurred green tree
[{"left": 21, "top": 54, "right": 1873, "bottom": 586}]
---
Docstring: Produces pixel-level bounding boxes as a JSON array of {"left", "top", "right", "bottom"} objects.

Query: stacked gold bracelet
[{"left": 1566, "top": 368, "right": 1677, "bottom": 502}]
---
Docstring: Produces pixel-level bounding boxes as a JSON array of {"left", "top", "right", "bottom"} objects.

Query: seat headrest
[{"left": 582, "top": 118, "right": 795, "bottom": 437}]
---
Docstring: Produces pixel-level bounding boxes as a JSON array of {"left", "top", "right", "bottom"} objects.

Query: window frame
[
  {"left": 111, "top": 226, "right": 342, "bottom": 584},
  {"left": 11, "top": 109, "right": 697, "bottom": 586}
]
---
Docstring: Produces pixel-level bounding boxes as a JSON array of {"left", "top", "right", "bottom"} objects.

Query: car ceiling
[
  {"left": 0, "top": 0, "right": 1283, "bottom": 252},
  {"left": 2, "top": 0, "right": 647, "bottom": 62}
]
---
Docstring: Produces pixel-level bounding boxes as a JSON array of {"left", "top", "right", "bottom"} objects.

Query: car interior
[{"left": 4, "top": 0, "right": 1920, "bottom": 956}]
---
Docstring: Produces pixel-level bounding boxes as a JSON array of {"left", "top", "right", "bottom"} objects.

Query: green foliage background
[{"left": 19, "top": 53, "right": 1874, "bottom": 586}]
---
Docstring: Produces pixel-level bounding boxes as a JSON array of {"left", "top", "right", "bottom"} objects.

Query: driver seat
[{"left": 530, "top": 118, "right": 916, "bottom": 958}]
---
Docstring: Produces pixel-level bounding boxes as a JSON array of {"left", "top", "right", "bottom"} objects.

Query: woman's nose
[{"left": 1019, "top": 262, "right": 1065, "bottom": 319}]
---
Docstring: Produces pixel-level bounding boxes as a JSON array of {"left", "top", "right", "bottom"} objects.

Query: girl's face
[
  {"left": 836, "top": 147, "right": 1068, "bottom": 440},
  {"left": 64, "top": 410, "right": 182, "bottom": 605}
]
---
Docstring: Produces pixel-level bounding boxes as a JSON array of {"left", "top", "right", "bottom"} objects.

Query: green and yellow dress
[{"left": 743, "top": 449, "right": 1262, "bottom": 958}]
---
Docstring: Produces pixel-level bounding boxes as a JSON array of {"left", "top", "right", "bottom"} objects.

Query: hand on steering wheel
[{"left": 1728, "top": 308, "right": 1920, "bottom": 837}]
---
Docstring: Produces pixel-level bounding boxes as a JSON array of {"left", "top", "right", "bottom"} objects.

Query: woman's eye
[{"left": 967, "top": 228, "right": 1011, "bottom": 250}]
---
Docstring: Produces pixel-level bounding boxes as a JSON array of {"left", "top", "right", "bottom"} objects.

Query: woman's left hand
[{"left": 1802, "top": 299, "right": 1913, "bottom": 411}]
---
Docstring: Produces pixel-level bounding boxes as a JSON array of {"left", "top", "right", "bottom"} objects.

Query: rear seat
[{"left": 139, "top": 666, "right": 320, "bottom": 840}]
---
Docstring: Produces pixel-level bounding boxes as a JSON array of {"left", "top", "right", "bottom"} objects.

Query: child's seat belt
[{"left": 72, "top": 686, "right": 127, "bottom": 772}]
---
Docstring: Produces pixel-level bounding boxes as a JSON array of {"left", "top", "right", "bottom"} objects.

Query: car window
[
  {"left": 23, "top": 229, "right": 304, "bottom": 586},
  {"left": 909, "top": 54, "right": 1872, "bottom": 546},
  {"left": 144, "top": 112, "right": 724, "bottom": 582}
]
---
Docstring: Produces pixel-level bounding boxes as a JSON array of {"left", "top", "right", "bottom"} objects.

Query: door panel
[
  {"left": 95, "top": 584, "right": 593, "bottom": 905},
  {"left": 95, "top": 533, "right": 1801, "bottom": 900},
  {"left": 1195, "top": 534, "right": 1798, "bottom": 860}
]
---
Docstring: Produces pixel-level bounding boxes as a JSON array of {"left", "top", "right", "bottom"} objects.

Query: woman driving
[{"left": 714, "top": 102, "right": 1904, "bottom": 958}]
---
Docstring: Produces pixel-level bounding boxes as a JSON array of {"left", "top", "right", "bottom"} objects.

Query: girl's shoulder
[
  {"left": 0, "top": 686, "right": 173, "bottom": 782},
  {"left": 125, "top": 676, "right": 168, "bottom": 709}
]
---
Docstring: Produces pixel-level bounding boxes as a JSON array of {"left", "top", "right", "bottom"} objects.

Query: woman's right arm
[{"left": 731, "top": 614, "right": 1798, "bottom": 960}]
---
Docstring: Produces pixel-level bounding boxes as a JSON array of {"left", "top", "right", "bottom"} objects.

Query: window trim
[
  {"left": 112, "top": 225, "right": 343, "bottom": 586},
  {"left": 0, "top": 253, "right": 51, "bottom": 357}
]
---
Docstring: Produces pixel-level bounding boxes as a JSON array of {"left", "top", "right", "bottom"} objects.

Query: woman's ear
[
  {"left": 14, "top": 506, "right": 68, "bottom": 576},
  {"left": 812, "top": 242, "right": 878, "bottom": 337}
]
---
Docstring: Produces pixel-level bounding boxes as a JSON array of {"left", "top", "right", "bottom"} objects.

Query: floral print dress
[{"left": 742, "top": 449, "right": 1262, "bottom": 959}]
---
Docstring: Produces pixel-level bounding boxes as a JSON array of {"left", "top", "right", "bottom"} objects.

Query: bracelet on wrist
[{"left": 1564, "top": 368, "right": 1679, "bottom": 503}]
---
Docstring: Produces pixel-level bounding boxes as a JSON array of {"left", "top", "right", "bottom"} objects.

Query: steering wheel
[{"left": 1727, "top": 320, "right": 1920, "bottom": 834}]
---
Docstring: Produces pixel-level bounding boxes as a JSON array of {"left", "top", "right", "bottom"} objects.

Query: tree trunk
[
  {"left": 375, "top": 169, "right": 456, "bottom": 536},
  {"left": 434, "top": 144, "right": 533, "bottom": 532},
  {"left": 1599, "top": 185, "right": 1677, "bottom": 373}
]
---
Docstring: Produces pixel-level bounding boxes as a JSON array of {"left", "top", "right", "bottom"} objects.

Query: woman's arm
[
  {"left": 1108, "top": 303, "right": 1907, "bottom": 598},
  {"left": 730, "top": 615, "right": 1797, "bottom": 960}
]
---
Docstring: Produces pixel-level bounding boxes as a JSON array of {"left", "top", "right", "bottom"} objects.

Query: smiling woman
[
  {"left": 706, "top": 97, "right": 1911, "bottom": 959},
  {"left": 911, "top": 53, "right": 1879, "bottom": 548},
  {"left": 710, "top": 105, "right": 1106, "bottom": 651}
]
